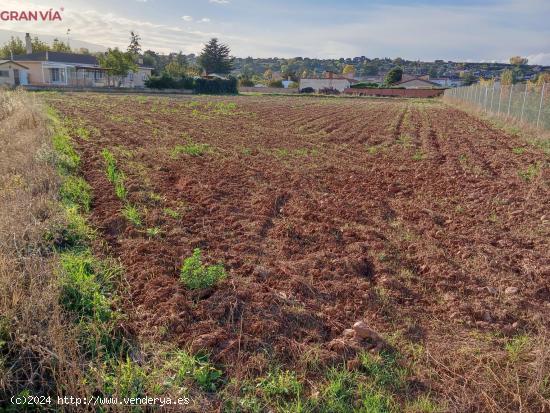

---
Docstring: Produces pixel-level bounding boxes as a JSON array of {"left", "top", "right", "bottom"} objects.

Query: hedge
[
  {"left": 194, "top": 77, "right": 238, "bottom": 94},
  {"left": 145, "top": 74, "right": 194, "bottom": 89}
]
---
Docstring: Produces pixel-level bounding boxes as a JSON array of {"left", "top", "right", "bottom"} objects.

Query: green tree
[
  {"left": 31, "top": 37, "right": 50, "bottom": 53},
  {"left": 98, "top": 48, "right": 137, "bottom": 86},
  {"left": 0, "top": 36, "right": 25, "bottom": 58},
  {"left": 164, "top": 61, "right": 188, "bottom": 78},
  {"left": 52, "top": 38, "right": 71, "bottom": 52},
  {"left": 343, "top": 64, "right": 356, "bottom": 75},
  {"left": 197, "top": 38, "right": 233, "bottom": 75},
  {"left": 460, "top": 72, "right": 476, "bottom": 86},
  {"left": 385, "top": 66, "right": 403, "bottom": 84}
]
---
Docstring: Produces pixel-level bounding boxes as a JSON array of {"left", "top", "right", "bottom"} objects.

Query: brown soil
[{"left": 48, "top": 93, "right": 549, "bottom": 410}]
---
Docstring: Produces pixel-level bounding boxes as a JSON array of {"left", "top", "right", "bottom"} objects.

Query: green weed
[
  {"left": 146, "top": 227, "right": 162, "bottom": 238},
  {"left": 180, "top": 248, "right": 226, "bottom": 290},
  {"left": 505, "top": 334, "right": 530, "bottom": 362},
  {"left": 122, "top": 204, "right": 142, "bottom": 227},
  {"left": 169, "top": 351, "right": 223, "bottom": 392},
  {"left": 58, "top": 251, "right": 114, "bottom": 322},
  {"left": 518, "top": 163, "right": 541, "bottom": 182},
  {"left": 512, "top": 147, "right": 525, "bottom": 155},
  {"left": 163, "top": 208, "right": 181, "bottom": 219},
  {"left": 171, "top": 142, "right": 211, "bottom": 157},
  {"left": 412, "top": 150, "right": 425, "bottom": 161}
]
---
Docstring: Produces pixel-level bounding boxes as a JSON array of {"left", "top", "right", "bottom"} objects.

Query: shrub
[
  {"left": 180, "top": 248, "right": 226, "bottom": 289},
  {"left": 351, "top": 82, "right": 380, "bottom": 89},
  {"left": 194, "top": 77, "right": 238, "bottom": 94},
  {"left": 145, "top": 73, "right": 194, "bottom": 90},
  {"left": 239, "top": 78, "right": 254, "bottom": 87},
  {"left": 318, "top": 87, "right": 340, "bottom": 95},
  {"left": 268, "top": 79, "right": 284, "bottom": 88},
  {"left": 300, "top": 87, "right": 315, "bottom": 94}
]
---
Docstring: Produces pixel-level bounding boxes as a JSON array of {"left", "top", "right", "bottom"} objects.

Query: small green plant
[
  {"left": 258, "top": 370, "right": 302, "bottom": 400},
  {"left": 366, "top": 144, "right": 384, "bottom": 155},
  {"left": 518, "top": 163, "right": 541, "bottom": 182},
  {"left": 488, "top": 212, "right": 498, "bottom": 223},
  {"left": 412, "top": 150, "right": 425, "bottom": 161},
  {"left": 52, "top": 128, "right": 80, "bottom": 175},
  {"left": 103, "top": 358, "right": 147, "bottom": 398},
  {"left": 58, "top": 251, "right": 113, "bottom": 322},
  {"left": 163, "top": 208, "right": 181, "bottom": 219},
  {"left": 317, "top": 368, "right": 356, "bottom": 412},
  {"left": 405, "top": 394, "right": 444, "bottom": 413},
  {"left": 180, "top": 248, "right": 226, "bottom": 289},
  {"left": 122, "top": 204, "right": 142, "bottom": 226},
  {"left": 505, "top": 334, "right": 530, "bottom": 362},
  {"left": 170, "top": 351, "right": 222, "bottom": 392},
  {"left": 359, "top": 350, "right": 407, "bottom": 391},
  {"left": 102, "top": 148, "right": 128, "bottom": 200},
  {"left": 512, "top": 147, "right": 525, "bottom": 155},
  {"left": 146, "top": 227, "right": 162, "bottom": 238},
  {"left": 397, "top": 134, "right": 413, "bottom": 147},
  {"left": 170, "top": 141, "right": 211, "bottom": 157}
]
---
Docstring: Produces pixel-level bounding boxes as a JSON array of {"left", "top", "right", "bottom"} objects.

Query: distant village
[{"left": 0, "top": 32, "right": 548, "bottom": 92}]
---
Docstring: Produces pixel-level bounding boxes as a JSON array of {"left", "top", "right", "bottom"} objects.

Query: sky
[{"left": 0, "top": 0, "right": 549, "bottom": 64}]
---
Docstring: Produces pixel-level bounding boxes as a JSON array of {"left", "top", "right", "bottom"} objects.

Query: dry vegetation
[
  {"left": 1, "top": 90, "right": 549, "bottom": 412},
  {"left": 0, "top": 90, "right": 89, "bottom": 405}
]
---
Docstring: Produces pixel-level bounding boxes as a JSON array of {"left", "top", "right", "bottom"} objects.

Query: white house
[
  {"left": 0, "top": 60, "right": 29, "bottom": 86},
  {"left": 11, "top": 33, "right": 152, "bottom": 88},
  {"left": 393, "top": 77, "right": 441, "bottom": 89},
  {"left": 300, "top": 72, "right": 355, "bottom": 92}
]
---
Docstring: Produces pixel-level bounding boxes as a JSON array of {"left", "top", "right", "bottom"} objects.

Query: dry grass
[{"left": 0, "top": 90, "right": 90, "bottom": 406}]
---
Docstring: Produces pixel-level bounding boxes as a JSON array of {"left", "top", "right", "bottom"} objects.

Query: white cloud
[
  {"left": 0, "top": 0, "right": 547, "bottom": 60},
  {"left": 526, "top": 53, "right": 550, "bottom": 65},
  {"left": 209, "top": 0, "right": 230, "bottom": 4}
]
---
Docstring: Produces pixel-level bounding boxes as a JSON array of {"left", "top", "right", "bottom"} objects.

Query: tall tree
[
  {"left": 197, "top": 38, "right": 233, "bottom": 75},
  {"left": 385, "top": 66, "right": 403, "bottom": 84},
  {"left": 127, "top": 31, "right": 142, "bottom": 56}
]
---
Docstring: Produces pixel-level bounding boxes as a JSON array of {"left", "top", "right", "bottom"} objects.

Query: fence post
[
  {"left": 537, "top": 83, "right": 546, "bottom": 128},
  {"left": 506, "top": 83, "right": 514, "bottom": 116},
  {"left": 498, "top": 83, "right": 503, "bottom": 115},
  {"left": 520, "top": 84, "right": 528, "bottom": 122},
  {"left": 484, "top": 86, "right": 488, "bottom": 111},
  {"left": 491, "top": 80, "right": 495, "bottom": 113}
]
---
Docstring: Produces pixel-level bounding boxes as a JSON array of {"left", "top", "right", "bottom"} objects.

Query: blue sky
[{"left": 1, "top": 0, "right": 549, "bottom": 64}]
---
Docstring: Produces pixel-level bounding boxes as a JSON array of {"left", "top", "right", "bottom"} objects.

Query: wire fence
[{"left": 444, "top": 83, "right": 550, "bottom": 130}]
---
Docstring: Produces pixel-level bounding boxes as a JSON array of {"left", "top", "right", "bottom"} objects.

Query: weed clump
[{"left": 180, "top": 248, "right": 226, "bottom": 289}]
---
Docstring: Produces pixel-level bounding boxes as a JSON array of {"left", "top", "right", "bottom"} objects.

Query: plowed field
[{"left": 47, "top": 93, "right": 549, "bottom": 412}]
